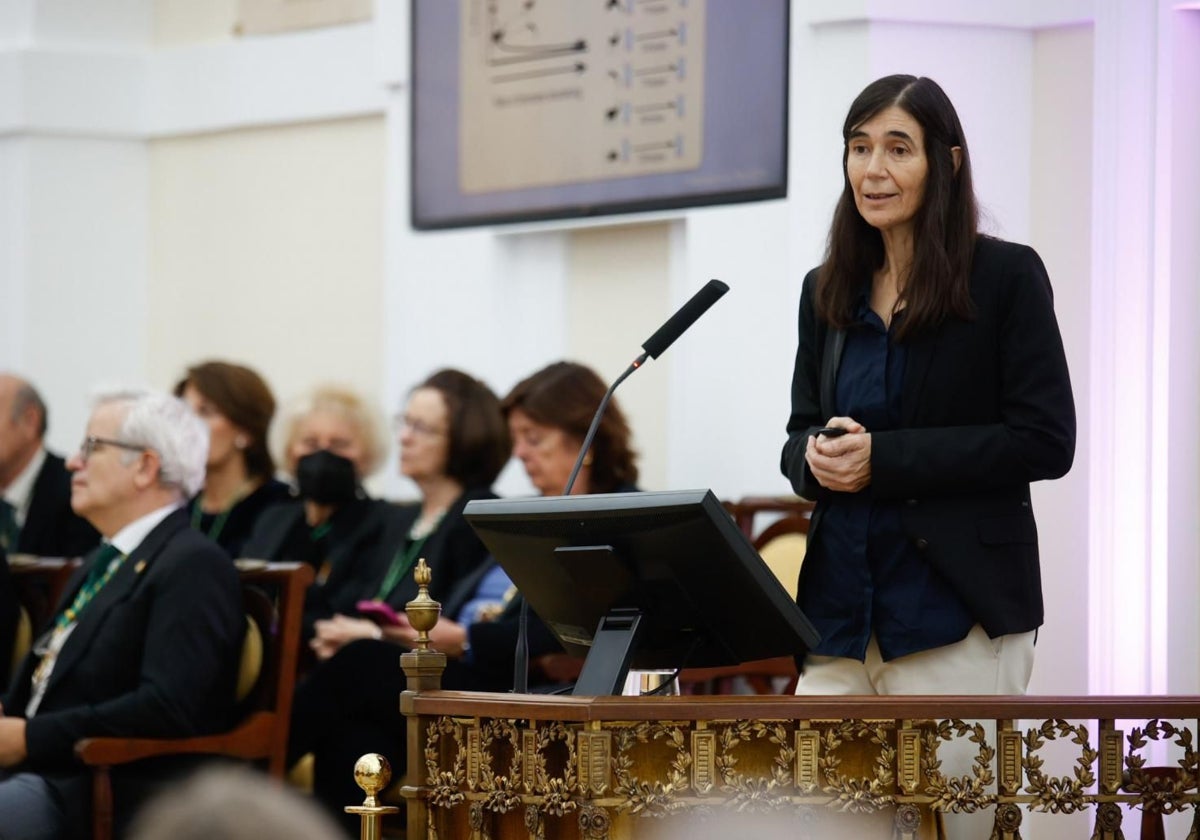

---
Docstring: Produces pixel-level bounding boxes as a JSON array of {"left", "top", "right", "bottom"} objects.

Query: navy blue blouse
[{"left": 799, "top": 297, "right": 974, "bottom": 662}]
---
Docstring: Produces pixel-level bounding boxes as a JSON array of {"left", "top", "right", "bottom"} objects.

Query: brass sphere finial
[
  {"left": 405, "top": 558, "right": 442, "bottom": 650},
  {"left": 353, "top": 753, "right": 392, "bottom": 808}
]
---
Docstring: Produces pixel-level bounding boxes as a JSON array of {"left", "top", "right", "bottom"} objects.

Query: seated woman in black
[
  {"left": 241, "top": 385, "right": 396, "bottom": 638},
  {"left": 289, "top": 361, "right": 640, "bottom": 830},
  {"left": 174, "top": 360, "right": 291, "bottom": 559},
  {"left": 288, "top": 369, "right": 512, "bottom": 830},
  {"left": 306, "top": 369, "right": 512, "bottom": 661}
]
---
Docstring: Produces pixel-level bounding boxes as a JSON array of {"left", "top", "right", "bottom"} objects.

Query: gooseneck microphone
[
  {"left": 512, "top": 278, "right": 729, "bottom": 694},
  {"left": 559, "top": 278, "right": 730, "bottom": 496}
]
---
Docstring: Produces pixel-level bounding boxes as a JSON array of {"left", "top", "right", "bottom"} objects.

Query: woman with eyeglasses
[
  {"left": 174, "top": 361, "right": 291, "bottom": 559},
  {"left": 287, "top": 369, "right": 511, "bottom": 831},
  {"left": 306, "top": 369, "right": 512, "bottom": 661}
]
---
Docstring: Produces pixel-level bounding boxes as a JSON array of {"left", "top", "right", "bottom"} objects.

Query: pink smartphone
[{"left": 356, "top": 600, "right": 403, "bottom": 627}]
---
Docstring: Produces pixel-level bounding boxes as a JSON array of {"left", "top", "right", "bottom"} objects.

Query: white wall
[
  {"left": 146, "top": 116, "right": 386, "bottom": 429},
  {"left": 1, "top": 0, "right": 1197, "bottom": 701}
]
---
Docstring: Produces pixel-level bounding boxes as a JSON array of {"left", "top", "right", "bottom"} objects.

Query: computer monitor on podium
[{"left": 464, "top": 489, "right": 820, "bottom": 695}]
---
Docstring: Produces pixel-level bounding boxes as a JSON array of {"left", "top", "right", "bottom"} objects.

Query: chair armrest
[{"left": 75, "top": 711, "right": 276, "bottom": 766}]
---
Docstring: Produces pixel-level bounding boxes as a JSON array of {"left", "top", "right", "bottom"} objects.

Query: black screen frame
[{"left": 463, "top": 489, "right": 818, "bottom": 679}]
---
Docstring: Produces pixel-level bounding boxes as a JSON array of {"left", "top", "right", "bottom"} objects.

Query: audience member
[
  {"left": 308, "top": 368, "right": 511, "bottom": 661},
  {"left": 0, "top": 373, "right": 100, "bottom": 690},
  {"left": 174, "top": 361, "right": 291, "bottom": 558},
  {"left": 242, "top": 385, "right": 399, "bottom": 640},
  {"left": 0, "top": 388, "right": 244, "bottom": 839},
  {"left": 289, "top": 368, "right": 511, "bottom": 832},
  {"left": 286, "top": 361, "right": 639, "bottom": 832},
  {"left": 0, "top": 373, "right": 100, "bottom": 557},
  {"left": 127, "top": 765, "right": 344, "bottom": 840}
]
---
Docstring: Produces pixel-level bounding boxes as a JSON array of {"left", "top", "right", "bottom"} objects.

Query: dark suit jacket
[
  {"left": 781, "top": 237, "right": 1076, "bottom": 639},
  {"left": 2, "top": 508, "right": 244, "bottom": 835},
  {"left": 17, "top": 452, "right": 100, "bottom": 558}
]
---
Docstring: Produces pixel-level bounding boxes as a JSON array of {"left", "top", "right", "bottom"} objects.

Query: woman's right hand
[{"left": 805, "top": 417, "right": 872, "bottom": 492}]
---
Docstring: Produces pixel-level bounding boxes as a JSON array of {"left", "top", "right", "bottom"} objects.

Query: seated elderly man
[{"left": 0, "top": 389, "right": 244, "bottom": 840}]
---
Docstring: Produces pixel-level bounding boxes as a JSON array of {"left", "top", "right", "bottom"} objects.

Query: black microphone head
[{"left": 641, "top": 279, "right": 729, "bottom": 360}]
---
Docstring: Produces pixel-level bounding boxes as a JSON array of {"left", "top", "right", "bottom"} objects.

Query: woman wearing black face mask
[{"left": 242, "top": 385, "right": 402, "bottom": 641}]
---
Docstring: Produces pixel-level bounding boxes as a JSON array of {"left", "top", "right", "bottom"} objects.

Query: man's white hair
[{"left": 92, "top": 388, "right": 209, "bottom": 497}]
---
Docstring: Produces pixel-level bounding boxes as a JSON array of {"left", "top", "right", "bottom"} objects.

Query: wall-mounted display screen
[{"left": 411, "top": 0, "right": 789, "bottom": 229}]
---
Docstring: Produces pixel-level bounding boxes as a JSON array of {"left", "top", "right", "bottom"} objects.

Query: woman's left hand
[
  {"left": 310, "top": 614, "right": 382, "bottom": 660},
  {"left": 806, "top": 424, "right": 873, "bottom": 493}
]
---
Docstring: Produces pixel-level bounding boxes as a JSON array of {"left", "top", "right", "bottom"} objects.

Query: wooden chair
[
  {"left": 5, "top": 555, "right": 83, "bottom": 687},
  {"left": 75, "top": 561, "right": 313, "bottom": 840}
]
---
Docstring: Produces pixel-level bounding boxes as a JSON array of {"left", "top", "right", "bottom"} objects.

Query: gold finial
[
  {"left": 346, "top": 753, "right": 399, "bottom": 837},
  {"left": 353, "top": 753, "right": 391, "bottom": 808},
  {"left": 405, "top": 558, "right": 442, "bottom": 651}
]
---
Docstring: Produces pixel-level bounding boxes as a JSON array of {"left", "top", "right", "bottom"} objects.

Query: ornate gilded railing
[
  {"left": 375, "top": 683, "right": 1198, "bottom": 840},
  {"left": 347, "top": 563, "right": 1200, "bottom": 839}
]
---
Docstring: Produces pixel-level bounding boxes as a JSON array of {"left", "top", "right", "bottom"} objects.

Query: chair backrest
[{"left": 9, "top": 605, "right": 31, "bottom": 684}]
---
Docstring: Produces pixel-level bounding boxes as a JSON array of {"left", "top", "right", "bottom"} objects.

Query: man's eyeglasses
[{"left": 78, "top": 436, "right": 146, "bottom": 462}]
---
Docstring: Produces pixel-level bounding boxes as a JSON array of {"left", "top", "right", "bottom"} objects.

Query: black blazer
[
  {"left": 2, "top": 508, "right": 244, "bottom": 834},
  {"left": 781, "top": 237, "right": 1076, "bottom": 638},
  {"left": 17, "top": 452, "right": 100, "bottom": 558}
]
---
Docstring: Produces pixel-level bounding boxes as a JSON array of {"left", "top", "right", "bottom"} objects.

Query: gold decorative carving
[
  {"left": 1023, "top": 719, "right": 1097, "bottom": 813},
  {"left": 1091, "top": 801, "right": 1124, "bottom": 840},
  {"left": 578, "top": 731, "right": 611, "bottom": 796},
  {"left": 531, "top": 722, "right": 577, "bottom": 818},
  {"left": 403, "top": 708, "right": 1197, "bottom": 840},
  {"left": 1124, "top": 719, "right": 1199, "bottom": 818},
  {"left": 924, "top": 719, "right": 995, "bottom": 813},
  {"left": 795, "top": 729, "right": 820, "bottom": 793},
  {"left": 578, "top": 805, "right": 611, "bottom": 840},
  {"left": 818, "top": 720, "right": 895, "bottom": 812},
  {"left": 990, "top": 801, "right": 1023, "bottom": 840},
  {"left": 998, "top": 729, "right": 1023, "bottom": 795},
  {"left": 897, "top": 728, "right": 921, "bottom": 794},
  {"left": 894, "top": 802, "right": 922, "bottom": 840},
  {"left": 425, "top": 717, "right": 466, "bottom": 810},
  {"left": 467, "top": 727, "right": 482, "bottom": 790},
  {"left": 714, "top": 720, "right": 793, "bottom": 812},
  {"left": 478, "top": 719, "right": 522, "bottom": 815},
  {"left": 691, "top": 729, "right": 716, "bottom": 795},
  {"left": 522, "top": 730, "right": 538, "bottom": 792},
  {"left": 1100, "top": 729, "right": 1124, "bottom": 795},
  {"left": 612, "top": 722, "right": 691, "bottom": 815}
]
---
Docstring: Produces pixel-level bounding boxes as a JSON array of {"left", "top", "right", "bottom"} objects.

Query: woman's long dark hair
[{"left": 817, "top": 75, "right": 978, "bottom": 340}]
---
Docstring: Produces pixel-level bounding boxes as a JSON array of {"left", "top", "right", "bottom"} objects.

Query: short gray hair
[{"left": 93, "top": 389, "right": 209, "bottom": 497}]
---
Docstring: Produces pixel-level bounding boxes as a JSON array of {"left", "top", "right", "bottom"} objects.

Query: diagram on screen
[{"left": 459, "top": 0, "right": 706, "bottom": 194}]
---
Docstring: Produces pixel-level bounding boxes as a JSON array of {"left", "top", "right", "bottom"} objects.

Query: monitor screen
[
  {"left": 463, "top": 489, "right": 818, "bottom": 678},
  {"left": 411, "top": 0, "right": 790, "bottom": 229}
]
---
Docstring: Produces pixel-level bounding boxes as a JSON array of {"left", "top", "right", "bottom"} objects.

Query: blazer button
[{"left": 914, "top": 538, "right": 929, "bottom": 550}]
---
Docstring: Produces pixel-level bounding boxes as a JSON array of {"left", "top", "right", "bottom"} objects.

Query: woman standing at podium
[{"left": 781, "top": 75, "right": 1075, "bottom": 697}]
